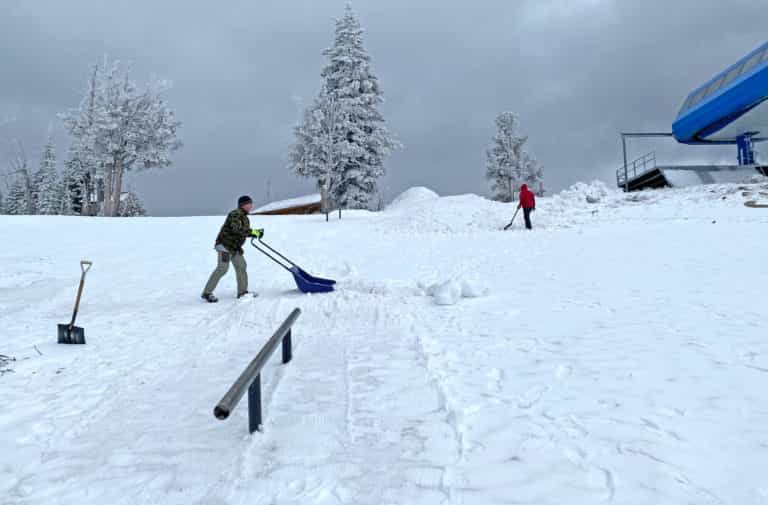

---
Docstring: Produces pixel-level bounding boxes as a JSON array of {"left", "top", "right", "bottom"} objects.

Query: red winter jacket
[{"left": 519, "top": 184, "right": 536, "bottom": 209}]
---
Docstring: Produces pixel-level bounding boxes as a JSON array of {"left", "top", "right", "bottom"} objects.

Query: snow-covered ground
[{"left": 2, "top": 182, "right": 768, "bottom": 504}]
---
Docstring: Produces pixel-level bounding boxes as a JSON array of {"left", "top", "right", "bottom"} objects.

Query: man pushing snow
[{"left": 201, "top": 195, "right": 264, "bottom": 303}]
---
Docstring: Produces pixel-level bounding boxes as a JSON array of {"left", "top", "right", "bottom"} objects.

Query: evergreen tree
[
  {"left": 289, "top": 90, "right": 344, "bottom": 220},
  {"left": 118, "top": 191, "right": 147, "bottom": 217},
  {"left": 522, "top": 152, "right": 545, "bottom": 197},
  {"left": 0, "top": 188, "right": 5, "bottom": 214},
  {"left": 35, "top": 135, "right": 61, "bottom": 215},
  {"left": 290, "top": 5, "right": 398, "bottom": 216},
  {"left": 60, "top": 152, "right": 89, "bottom": 215},
  {"left": 486, "top": 112, "right": 526, "bottom": 202},
  {"left": 5, "top": 176, "right": 31, "bottom": 215}
]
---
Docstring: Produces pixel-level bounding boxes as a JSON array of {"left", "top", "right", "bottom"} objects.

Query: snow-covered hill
[{"left": 2, "top": 181, "right": 768, "bottom": 504}]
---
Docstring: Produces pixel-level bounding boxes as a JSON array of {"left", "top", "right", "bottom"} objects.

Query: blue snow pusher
[{"left": 251, "top": 238, "right": 336, "bottom": 294}]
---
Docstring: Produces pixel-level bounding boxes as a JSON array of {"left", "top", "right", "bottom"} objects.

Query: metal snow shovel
[
  {"left": 503, "top": 207, "right": 521, "bottom": 231},
  {"left": 58, "top": 260, "right": 93, "bottom": 345}
]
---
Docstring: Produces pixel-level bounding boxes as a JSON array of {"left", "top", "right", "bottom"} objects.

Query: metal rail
[
  {"left": 620, "top": 132, "right": 673, "bottom": 191},
  {"left": 213, "top": 308, "right": 301, "bottom": 433},
  {"left": 616, "top": 151, "right": 657, "bottom": 187}
]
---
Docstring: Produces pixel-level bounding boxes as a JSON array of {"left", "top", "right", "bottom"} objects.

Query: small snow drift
[
  {"left": 387, "top": 187, "right": 439, "bottom": 211},
  {"left": 422, "top": 279, "right": 489, "bottom": 305}
]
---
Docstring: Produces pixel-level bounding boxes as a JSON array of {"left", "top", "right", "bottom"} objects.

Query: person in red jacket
[{"left": 518, "top": 184, "right": 536, "bottom": 230}]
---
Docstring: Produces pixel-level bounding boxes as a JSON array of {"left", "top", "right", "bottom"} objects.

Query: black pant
[{"left": 523, "top": 208, "right": 533, "bottom": 230}]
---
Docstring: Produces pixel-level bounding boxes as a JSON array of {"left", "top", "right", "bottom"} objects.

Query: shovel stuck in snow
[{"left": 58, "top": 260, "right": 93, "bottom": 345}]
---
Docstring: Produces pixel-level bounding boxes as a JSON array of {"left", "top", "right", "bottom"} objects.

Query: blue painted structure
[
  {"left": 251, "top": 238, "right": 336, "bottom": 294},
  {"left": 672, "top": 41, "right": 768, "bottom": 164}
]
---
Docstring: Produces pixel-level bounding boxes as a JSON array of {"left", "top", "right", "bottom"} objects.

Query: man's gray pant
[{"left": 203, "top": 248, "right": 248, "bottom": 295}]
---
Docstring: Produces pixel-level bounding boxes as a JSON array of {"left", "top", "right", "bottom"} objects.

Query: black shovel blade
[{"left": 57, "top": 324, "right": 86, "bottom": 345}]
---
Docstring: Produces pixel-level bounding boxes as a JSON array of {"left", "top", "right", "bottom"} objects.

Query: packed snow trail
[{"left": 2, "top": 182, "right": 768, "bottom": 504}]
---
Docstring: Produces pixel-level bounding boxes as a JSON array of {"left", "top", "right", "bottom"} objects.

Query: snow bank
[
  {"left": 378, "top": 190, "right": 511, "bottom": 234},
  {"left": 553, "top": 180, "right": 611, "bottom": 205},
  {"left": 386, "top": 187, "right": 439, "bottom": 211}
]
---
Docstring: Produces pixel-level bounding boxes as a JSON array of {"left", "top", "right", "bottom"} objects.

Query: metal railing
[
  {"left": 214, "top": 308, "right": 301, "bottom": 433},
  {"left": 617, "top": 151, "right": 657, "bottom": 187}
]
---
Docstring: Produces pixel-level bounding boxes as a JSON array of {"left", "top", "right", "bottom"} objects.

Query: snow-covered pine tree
[
  {"left": 486, "top": 112, "right": 527, "bottom": 203},
  {"left": 118, "top": 191, "right": 147, "bottom": 217},
  {"left": 34, "top": 135, "right": 61, "bottom": 215},
  {"left": 60, "top": 152, "right": 89, "bottom": 215},
  {"left": 62, "top": 58, "right": 182, "bottom": 217},
  {"left": 62, "top": 66, "right": 100, "bottom": 215},
  {"left": 319, "top": 5, "right": 398, "bottom": 212},
  {"left": 0, "top": 188, "right": 5, "bottom": 214},
  {"left": 289, "top": 90, "right": 344, "bottom": 221},
  {"left": 522, "top": 152, "right": 545, "bottom": 197},
  {"left": 5, "top": 143, "right": 34, "bottom": 214},
  {"left": 5, "top": 176, "right": 30, "bottom": 215}
]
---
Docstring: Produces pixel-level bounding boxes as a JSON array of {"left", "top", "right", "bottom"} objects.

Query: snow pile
[
  {"left": 421, "top": 279, "right": 489, "bottom": 305},
  {"left": 379, "top": 189, "right": 511, "bottom": 233},
  {"left": 554, "top": 180, "right": 611, "bottom": 205},
  {"left": 386, "top": 187, "right": 439, "bottom": 211},
  {"left": 744, "top": 173, "right": 768, "bottom": 184}
]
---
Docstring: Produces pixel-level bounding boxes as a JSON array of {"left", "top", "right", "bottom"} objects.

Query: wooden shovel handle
[{"left": 70, "top": 261, "right": 93, "bottom": 328}]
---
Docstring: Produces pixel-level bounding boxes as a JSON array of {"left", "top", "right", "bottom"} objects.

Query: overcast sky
[{"left": 1, "top": 0, "right": 766, "bottom": 215}]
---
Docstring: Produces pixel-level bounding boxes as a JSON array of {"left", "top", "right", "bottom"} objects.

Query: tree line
[
  {"left": 2, "top": 5, "right": 543, "bottom": 218},
  {"left": 287, "top": 6, "right": 544, "bottom": 214},
  {"left": 1, "top": 57, "right": 180, "bottom": 217}
]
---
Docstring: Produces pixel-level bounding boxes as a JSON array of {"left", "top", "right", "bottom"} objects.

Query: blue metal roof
[{"left": 673, "top": 42, "right": 768, "bottom": 144}]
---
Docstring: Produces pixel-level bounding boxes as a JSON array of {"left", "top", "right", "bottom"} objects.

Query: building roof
[{"left": 252, "top": 194, "right": 321, "bottom": 213}]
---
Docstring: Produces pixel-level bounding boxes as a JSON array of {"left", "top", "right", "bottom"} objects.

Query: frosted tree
[
  {"left": 62, "top": 66, "right": 100, "bottom": 215},
  {"left": 289, "top": 91, "right": 344, "bottom": 220},
  {"left": 318, "top": 5, "right": 398, "bottom": 213},
  {"left": 522, "top": 152, "right": 545, "bottom": 197},
  {"left": 62, "top": 58, "right": 182, "bottom": 217},
  {"left": 485, "top": 112, "right": 528, "bottom": 202},
  {"left": 34, "top": 135, "right": 61, "bottom": 214},
  {"left": 60, "top": 154, "right": 88, "bottom": 215},
  {"left": 5, "top": 141, "right": 34, "bottom": 214},
  {"left": 5, "top": 176, "right": 30, "bottom": 215},
  {"left": 0, "top": 189, "right": 5, "bottom": 214},
  {"left": 118, "top": 191, "right": 147, "bottom": 217}
]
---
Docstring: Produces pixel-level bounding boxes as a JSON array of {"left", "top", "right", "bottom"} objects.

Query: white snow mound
[
  {"left": 387, "top": 187, "right": 439, "bottom": 211},
  {"left": 430, "top": 280, "right": 462, "bottom": 306},
  {"left": 554, "top": 181, "right": 610, "bottom": 205}
]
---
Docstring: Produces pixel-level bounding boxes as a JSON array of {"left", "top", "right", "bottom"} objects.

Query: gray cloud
[{"left": 1, "top": 0, "right": 765, "bottom": 215}]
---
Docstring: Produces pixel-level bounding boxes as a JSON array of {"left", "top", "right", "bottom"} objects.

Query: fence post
[
  {"left": 282, "top": 329, "right": 292, "bottom": 364},
  {"left": 622, "top": 133, "right": 629, "bottom": 192},
  {"left": 248, "top": 374, "right": 262, "bottom": 433}
]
